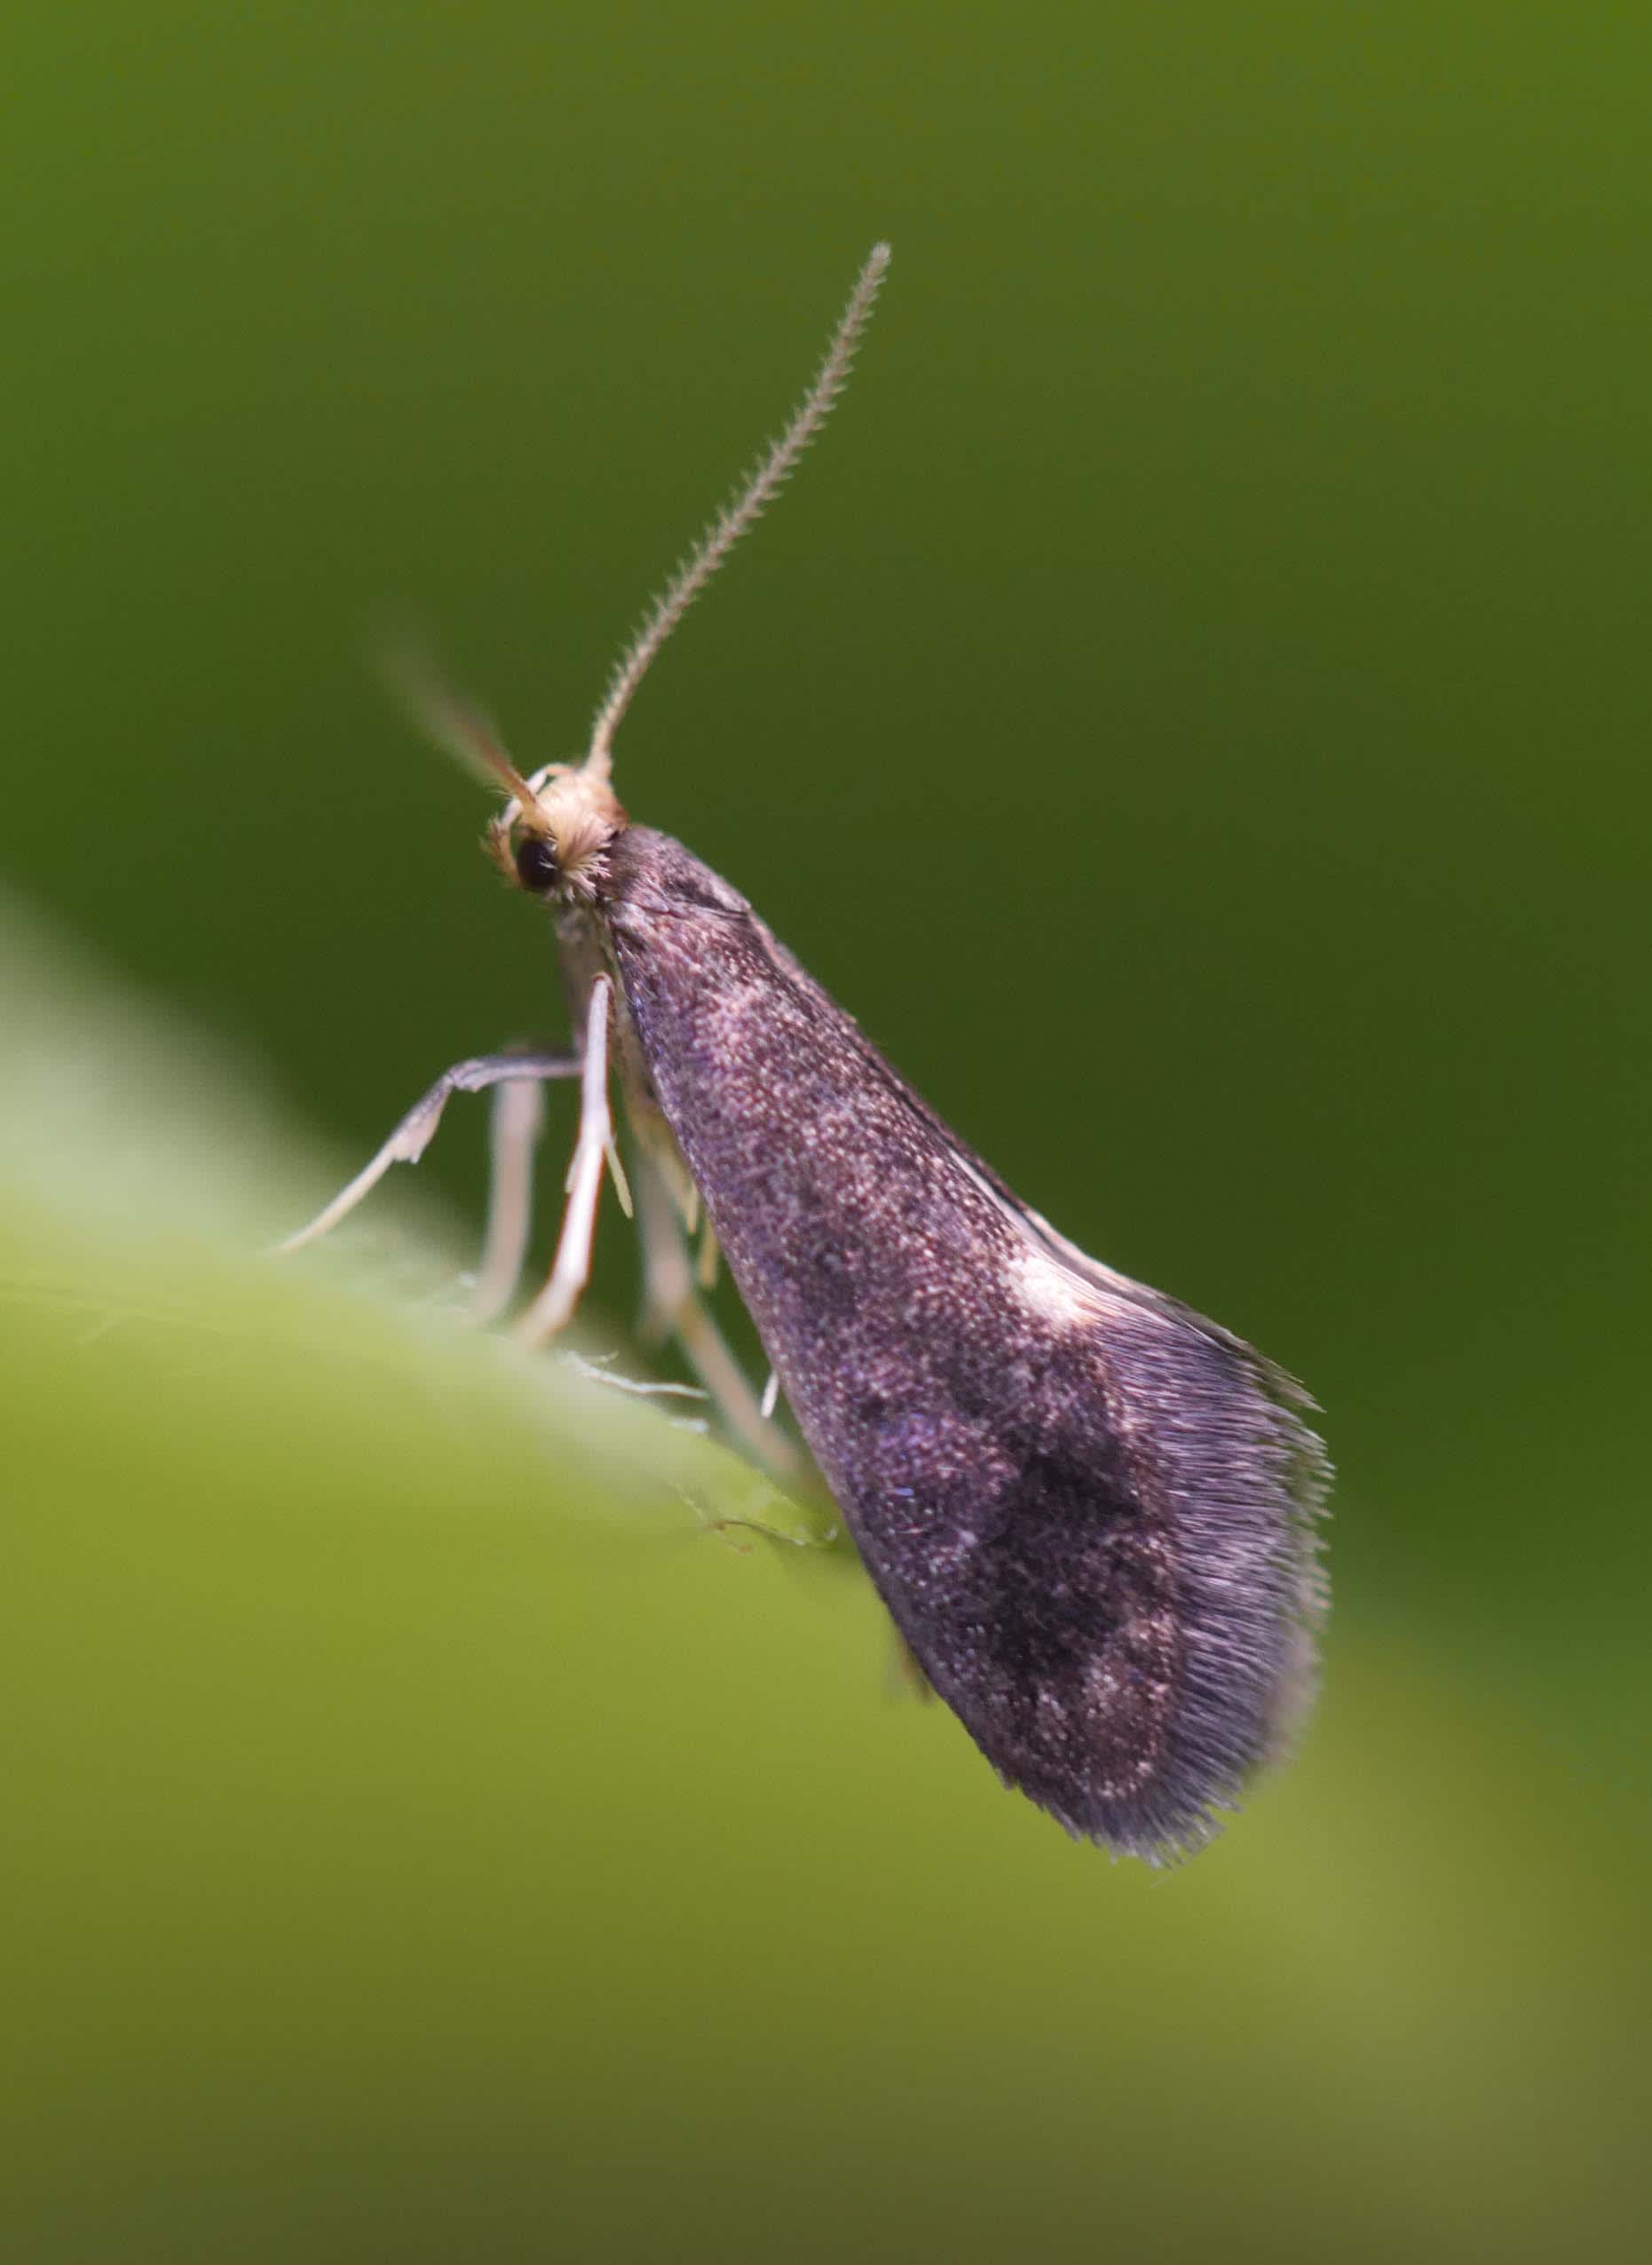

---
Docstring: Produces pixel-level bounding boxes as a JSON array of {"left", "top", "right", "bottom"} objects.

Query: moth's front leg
[{"left": 274, "top": 1049, "right": 581, "bottom": 1303}]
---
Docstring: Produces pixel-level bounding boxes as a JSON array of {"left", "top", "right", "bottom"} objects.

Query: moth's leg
[
  {"left": 466, "top": 1075, "right": 549, "bottom": 1326},
  {"left": 275, "top": 1049, "right": 580, "bottom": 1256},
  {"left": 565, "top": 1351, "right": 708, "bottom": 1405},
  {"left": 631, "top": 1149, "right": 808, "bottom": 1491},
  {"left": 516, "top": 978, "right": 617, "bottom": 1345}
]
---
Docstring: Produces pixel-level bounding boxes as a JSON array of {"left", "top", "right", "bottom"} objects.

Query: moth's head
[
  {"left": 381, "top": 657, "right": 626, "bottom": 906},
  {"left": 484, "top": 760, "right": 627, "bottom": 906}
]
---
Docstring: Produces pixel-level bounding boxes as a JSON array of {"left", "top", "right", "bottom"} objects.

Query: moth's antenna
[
  {"left": 583, "top": 241, "right": 891, "bottom": 783},
  {"left": 379, "top": 638, "right": 555, "bottom": 826}
]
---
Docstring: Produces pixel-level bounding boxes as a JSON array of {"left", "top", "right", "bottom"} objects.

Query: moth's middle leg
[{"left": 629, "top": 1145, "right": 807, "bottom": 1492}]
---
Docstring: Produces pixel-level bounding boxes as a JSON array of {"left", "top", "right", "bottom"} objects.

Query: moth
[{"left": 285, "top": 245, "right": 1329, "bottom": 1860}]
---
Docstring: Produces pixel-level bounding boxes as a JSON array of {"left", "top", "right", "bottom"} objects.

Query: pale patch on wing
[
  {"left": 941, "top": 1130, "right": 1232, "bottom": 1355},
  {"left": 1006, "top": 1241, "right": 1118, "bottom": 1329}
]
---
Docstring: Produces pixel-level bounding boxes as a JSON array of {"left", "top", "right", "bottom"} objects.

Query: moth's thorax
[{"left": 599, "top": 824, "right": 755, "bottom": 922}]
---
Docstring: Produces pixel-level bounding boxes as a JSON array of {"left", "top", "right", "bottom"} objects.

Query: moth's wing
[{"left": 605, "top": 839, "right": 1329, "bottom": 1859}]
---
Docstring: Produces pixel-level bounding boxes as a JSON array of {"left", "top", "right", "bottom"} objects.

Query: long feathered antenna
[{"left": 582, "top": 242, "right": 891, "bottom": 783}]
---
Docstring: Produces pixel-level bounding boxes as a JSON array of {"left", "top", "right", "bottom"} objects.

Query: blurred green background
[{"left": 3, "top": 4, "right": 1648, "bottom": 2259}]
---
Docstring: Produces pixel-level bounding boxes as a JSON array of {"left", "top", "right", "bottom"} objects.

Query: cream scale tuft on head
[{"left": 389, "top": 244, "right": 891, "bottom": 903}]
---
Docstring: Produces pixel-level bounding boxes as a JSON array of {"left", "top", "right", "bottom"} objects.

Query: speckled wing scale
[{"left": 284, "top": 244, "right": 1329, "bottom": 1859}]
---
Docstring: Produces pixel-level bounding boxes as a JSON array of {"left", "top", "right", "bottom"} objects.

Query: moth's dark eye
[{"left": 514, "top": 834, "right": 560, "bottom": 894}]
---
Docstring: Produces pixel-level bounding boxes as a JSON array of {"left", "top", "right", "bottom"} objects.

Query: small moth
[{"left": 286, "top": 245, "right": 1329, "bottom": 1859}]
